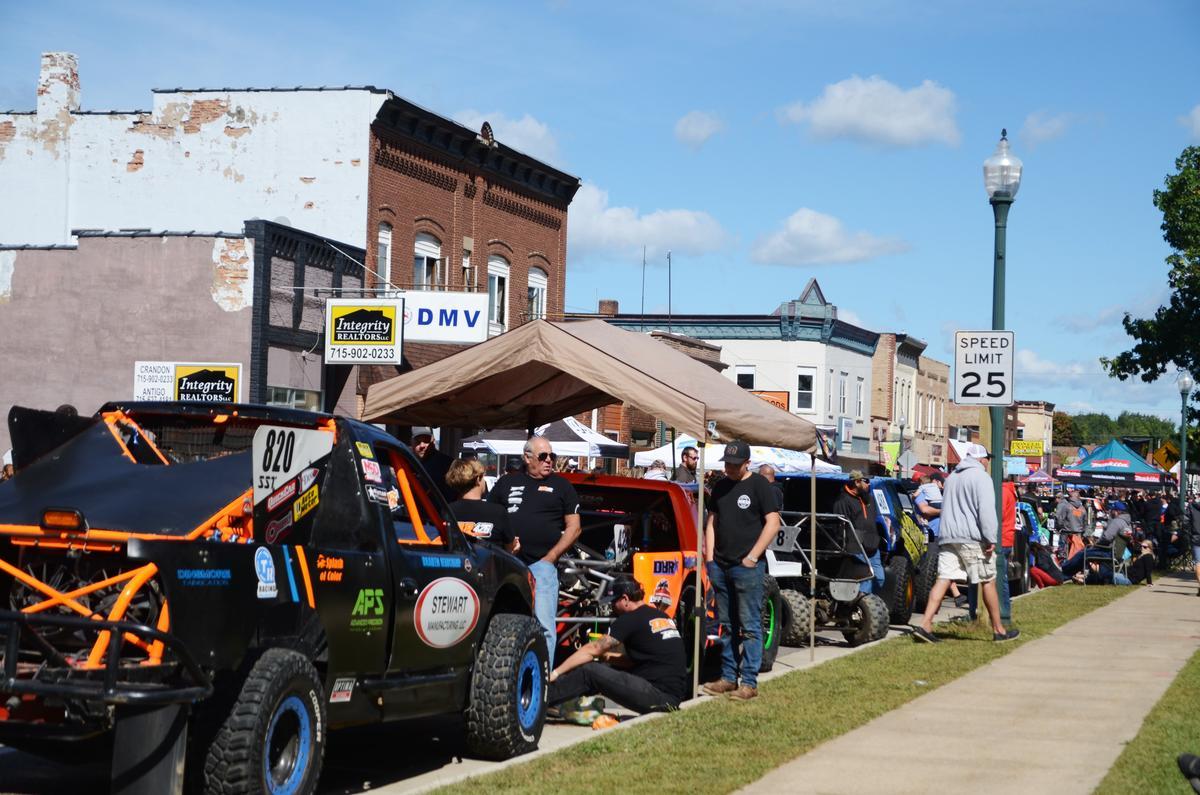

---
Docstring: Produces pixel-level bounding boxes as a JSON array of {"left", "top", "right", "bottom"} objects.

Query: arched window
[
  {"left": 527, "top": 267, "right": 548, "bottom": 321},
  {"left": 487, "top": 255, "right": 510, "bottom": 334},
  {"left": 413, "top": 233, "right": 441, "bottom": 289},
  {"left": 376, "top": 223, "right": 392, "bottom": 290}
]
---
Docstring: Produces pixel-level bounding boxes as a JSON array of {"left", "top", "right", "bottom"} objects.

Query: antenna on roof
[
  {"left": 640, "top": 245, "right": 646, "bottom": 332},
  {"left": 667, "top": 250, "right": 673, "bottom": 336}
]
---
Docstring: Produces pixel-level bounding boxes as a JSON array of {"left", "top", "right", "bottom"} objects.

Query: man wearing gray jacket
[{"left": 913, "top": 444, "right": 1020, "bottom": 643}]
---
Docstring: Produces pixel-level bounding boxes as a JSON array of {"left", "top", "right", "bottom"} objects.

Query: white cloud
[
  {"left": 568, "top": 183, "right": 726, "bottom": 261},
  {"left": 1181, "top": 104, "right": 1200, "bottom": 140},
  {"left": 1019, "top": 111, "right": 1075, "bottom": 146},
  {"left": 838, "top": 307, "right": 865, "bottom": 327},
  {"left": 1013, "top": 348, "right": 1177, "bottom": 418},
  {"left": 674, "top": 110, "right": 724, "bottom": 149},
  {"left": 751, "top": 208, "right": 909, "bottom": 266},
  {"left": 1054, "top": 288, "right": 1167, "bottom": 333},
  {"left": 453, "top": 109, "right": 561, "bottom": 166},
  {"left": 1016, "top": 349, "right": 1089, "bottom": 379},
  {"left": 779, "top": 75, "right": 960, "bottom": 147}
]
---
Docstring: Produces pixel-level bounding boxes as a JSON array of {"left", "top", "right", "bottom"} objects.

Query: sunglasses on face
[{"left": 531, "top": 451, "right": 557, "bottom": 462}]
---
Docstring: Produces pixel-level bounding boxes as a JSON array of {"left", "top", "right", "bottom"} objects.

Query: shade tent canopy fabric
[
  {"left": 1021, "top": 469, "right": 1054, "bottom": 484},
  {"left": 632, "top": 436, "right": 839, "bottom": 474},
  {"left": 462, "top": 417, "right": 629, "bottom": 458},
  {"left": 364, "top": 320, "right": 819, "bottom": 451},
  {"left": 1054, "top": 438, "right": 1169, "bottom": 489}
]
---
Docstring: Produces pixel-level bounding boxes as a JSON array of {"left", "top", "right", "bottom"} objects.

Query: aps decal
[
  {"left": 350, "top": 588, "right": 385, "bottom": 634},
  {"left": 413, "top": 578, "right": 480, "bottom": 649}
]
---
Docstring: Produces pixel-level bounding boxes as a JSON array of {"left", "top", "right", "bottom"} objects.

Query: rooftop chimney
[
  {"left": 37, "top": 52, "right": 80, "bottom": 119},
  {"left": 598, "top": 299, "right": 619, "bottom": 316}
]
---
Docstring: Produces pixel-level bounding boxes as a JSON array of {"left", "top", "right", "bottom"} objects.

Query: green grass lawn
[
  {"left": 441, "top": 586, "right": 1130, "bottom": 795},
  {"left": 1096, "top": 644, "right": 1200, "bottom": 794}
]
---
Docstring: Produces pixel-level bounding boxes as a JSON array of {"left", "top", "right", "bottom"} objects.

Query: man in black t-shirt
[
  {"left": 411, "top": 427, "right": 456, "bottom": 502},
  {"left": 446, "top": 458, "right": 516, "bottom": 551},
  {"left": 701, "top": 439, "right": 781, "bottom": 702},
  {"left": 488, "top": 435, "right": 580, "bottom": 665},
  {"left": 548, "top": 576, "right": 687, "bottom": 714}
]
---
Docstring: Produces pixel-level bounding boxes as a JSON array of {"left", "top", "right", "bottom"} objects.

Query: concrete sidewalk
[{"left": 740, "top": 575, "right": 1200, "bottom": 795}]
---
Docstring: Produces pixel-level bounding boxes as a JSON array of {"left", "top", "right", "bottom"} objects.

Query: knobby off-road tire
[
  {"left": 779, "top": 588, "right": 813, "bottom": 647},
  {"left": 465, "top": 614, "right": 547, "bottom": 760},
  {"left": 200, "top": 648, "right": 325, "bottom": 795},
  {"left": 842, "top": 593, "right": 890, "bottom": 647},
  {"left": 882, "top": 555, "right": 915, "bottom": 625},
  {"left": 913, "top": 551, "right": 938, "bottom": 613},
  {"left": 759, "top": 576, "right": 783, "bottom": 672}
]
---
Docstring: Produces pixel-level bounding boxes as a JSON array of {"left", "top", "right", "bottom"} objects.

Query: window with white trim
[
  {"left": 796, "top": 366, "right": 815, "bottom": 411},
  {"left": 376, "top": 223, "right": 392, "bottom": 290},
  {"left": 838, "top": 373, "right": 847, "bottom": 415},
  {"left": 527, "top": 267, "right": 548, "bottom": 321},
  {"left": 856, "top": 378, "right": 864, "bottom": 419},
  {"left": 413, "top": 233, "right": 442, "bottom": 289},
  {"left": 917, "top": 393, "right": 925, "bottom": 433},
  {"left": 827, "top": 369, "right": 834, "bottom": 414},
  {"left": 487, "top": 255, "right": 509, "bottom": 334},
  {"left": 735, "top": 365, "right": 755, "bottom": 390}
]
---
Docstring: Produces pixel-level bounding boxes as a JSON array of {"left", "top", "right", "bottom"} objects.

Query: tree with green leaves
[
  {"left": 1052, "top": 411, "right": 1077, "bottom": 447},
  {"left": 1103, "top": 146, "right": 1200, "bottom": 426}
]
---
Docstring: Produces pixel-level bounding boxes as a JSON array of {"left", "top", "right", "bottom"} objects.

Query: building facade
[
  {"left": 870, "top": 333, "right": 930, "bottom": 473},
  {"left": 572, "top": 280, "right": 880, "bottom": 469},
  {"left": 913, "top": 355, "right": 951, "bottom": 469},
  {"left": 1016, "top": 399, "right": 1056, "bottom": 473}
]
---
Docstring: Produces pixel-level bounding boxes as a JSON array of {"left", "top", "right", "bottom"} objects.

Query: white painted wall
[
  {"left": 703, "top": 337, "right": 874, "bottom": 438},
  {"left": 0, "top": 54, "right": 385, "bottom": 247}
]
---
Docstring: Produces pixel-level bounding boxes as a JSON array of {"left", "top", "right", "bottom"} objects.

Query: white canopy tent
[
  {"left": 462, "top": 417, "right": 628, "bottom": 459},
  {"left": 633, "top": 436, "right": 841, "bottom": 475}
]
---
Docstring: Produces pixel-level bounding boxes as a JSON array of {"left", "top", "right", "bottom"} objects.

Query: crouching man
[{"left": 547, "top": 576, "right": 688, "bottom": 714}]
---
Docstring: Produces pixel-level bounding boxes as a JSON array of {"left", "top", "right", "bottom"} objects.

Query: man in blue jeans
[
  {"left": 701, "top": 440, "right": 781, "bottom": 701},
  {"left": 488, "top": 435, "right": 580, "bottom": 666}
]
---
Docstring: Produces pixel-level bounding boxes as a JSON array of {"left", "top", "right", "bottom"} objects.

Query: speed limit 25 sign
[{"left": 953, "top": 330, "right": 1014, "bottom": 406}]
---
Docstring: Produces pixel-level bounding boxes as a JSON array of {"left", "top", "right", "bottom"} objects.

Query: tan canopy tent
[
  {"left": 363, "top": 318, "right": 823, "bottom": 689},
  {"left": 364, "top": 319, "right": 818, "bottom": 451}
]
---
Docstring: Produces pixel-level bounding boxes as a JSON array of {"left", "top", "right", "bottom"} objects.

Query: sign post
[{"left": 954, "top": 329, "right": 1015, "bottom": 620}]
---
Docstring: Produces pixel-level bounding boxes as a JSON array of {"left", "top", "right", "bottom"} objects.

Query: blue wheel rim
[
  {"left": 516, "top": 649, "right": 541, "bottom": 731},
  {"left": 263, "top": 694, "right": 312, "bottom": 795}
]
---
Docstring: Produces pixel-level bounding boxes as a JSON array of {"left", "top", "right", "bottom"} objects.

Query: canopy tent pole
[
  {"left": 671, "top": 427, "right": 677, "bottom": 474},
  {"left": 691, "top": 441, "right": 706, "bottom": 698},
  {"left": 809, "top": 453, "right": 816, "bottom": 661}
]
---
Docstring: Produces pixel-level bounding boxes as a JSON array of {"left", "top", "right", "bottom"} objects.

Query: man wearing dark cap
[
  {"left": 547, "top": 575, "right": 688, "bottom": 714},
  {"left": 831, "top": 470, "right": 884, "bottom": 594},
  {"left": 411, "top": 426, "right": 455, "bottom": 501},
  {"left": 701, "top": 439, "right": 781, "bottom": 701}
]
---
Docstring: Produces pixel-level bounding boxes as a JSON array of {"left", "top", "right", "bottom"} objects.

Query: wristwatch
[{"left": 744, "top": 555, "right": 758, "bottom": 564}]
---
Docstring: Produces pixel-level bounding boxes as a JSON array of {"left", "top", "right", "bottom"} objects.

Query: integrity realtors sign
[
  {"left": 324, "top": 299, "right": 404, "bottom": 364},
  {"left": 134, "top": 361, "right": 242, "bottom": 402}
]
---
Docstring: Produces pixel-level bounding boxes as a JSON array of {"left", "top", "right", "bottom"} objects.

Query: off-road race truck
[
  {"left": 0, "top": 402, "right": 544, "bottom": 794},
  {"left": 554, "top": 474, "right": 783, "bottom": 676}
]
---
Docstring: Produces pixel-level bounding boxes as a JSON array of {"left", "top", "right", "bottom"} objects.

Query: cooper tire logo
[{"left": 413, "top": 578, "right": 480, "bottom": 649}]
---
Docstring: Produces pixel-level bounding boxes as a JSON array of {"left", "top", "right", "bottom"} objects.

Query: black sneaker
[
  {"left": 1178, "top": 754, "right": 1200, "bottom": 793},
  {"left": 912, "top": 627, "right": 940, "bottom": 643},
  {"left": 954, "top": 595, "right": 969, "bottom": 609},
  {"left": 993, "top": 629, "right": 1021, "bottom": 643}
]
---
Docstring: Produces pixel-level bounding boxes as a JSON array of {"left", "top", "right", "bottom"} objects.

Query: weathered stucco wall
[
  {"left": 0, "top": 53, "right": 384, "bottom": 247},
  {"left": 0, "top": 235, "right": 253, "bottom": 451}
]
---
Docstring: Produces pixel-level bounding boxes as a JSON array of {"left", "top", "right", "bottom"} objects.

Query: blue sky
[{"left": 4, "top": 0, "right": 1199, "bottom": 419}]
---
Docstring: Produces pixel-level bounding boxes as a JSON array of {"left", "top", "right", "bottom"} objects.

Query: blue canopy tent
[{"left": 1054, "top": 438, "right": 1170, "bottom": 490}]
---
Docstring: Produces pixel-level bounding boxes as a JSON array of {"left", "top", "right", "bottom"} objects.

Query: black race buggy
[{"left": 0, "top": 402, "right": 543, "bottom": 794}]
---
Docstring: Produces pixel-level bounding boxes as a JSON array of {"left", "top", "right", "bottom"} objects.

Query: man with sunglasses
[
  {"left": 673, "top": 446, "right": 700, "bottom": 484},
  {"left": 488, "top": 435, "right": 581, "bottom": 665}
]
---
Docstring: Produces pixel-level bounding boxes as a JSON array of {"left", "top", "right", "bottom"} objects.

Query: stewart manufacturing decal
[
  {"left": 264, "top": 513, "right": 294, "bottom": 544},
  {"left": 254, "top": 547, "right": 278, "bottom": 599},
  {"left": 414, "top": 578, "right": 481, "bottom": 648},
  {"left": 329, "top": 677, "right": 355, "bottom": 704},
  {"left": 293, "top": 485, "right": 320, "bottom": 522},
  {"left": 350, "top": 588, "right": 385, "bottom": 633},
  {"left": 325, "top": 298, "right": 404, "bottom": 364},
  {"left": 361, "top": 459, "right": 382, "bottom": 484},
  {"left": 252, "top": 426, "right": 333, "bottom": 507}
]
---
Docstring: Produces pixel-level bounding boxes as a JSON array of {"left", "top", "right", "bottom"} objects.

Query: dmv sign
[
  {"left": 953, "top": 331, "right": 1014, "bottom": 407},
  {"left": 388, "top": 290, "right": 489, "bottom": 345}
]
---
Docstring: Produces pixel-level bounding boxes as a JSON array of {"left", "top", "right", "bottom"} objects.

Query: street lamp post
[
  {"left": 898, "top": 414, "right": 907, "bottom": 478},
  {"left": 1178, "top": 372, "right": 1193, "bottom": 511},
  {"left": 983, "top": 129, "right": 1022, "bottom": 622}
]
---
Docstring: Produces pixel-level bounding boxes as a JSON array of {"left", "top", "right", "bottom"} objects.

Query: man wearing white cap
[{"left": 913, "top": 443, "right": 1020, "bottom": 644}]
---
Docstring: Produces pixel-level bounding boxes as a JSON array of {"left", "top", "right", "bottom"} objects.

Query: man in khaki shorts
[{"left": 913, "top": 444, "right": 1020, "bottom": 643}]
